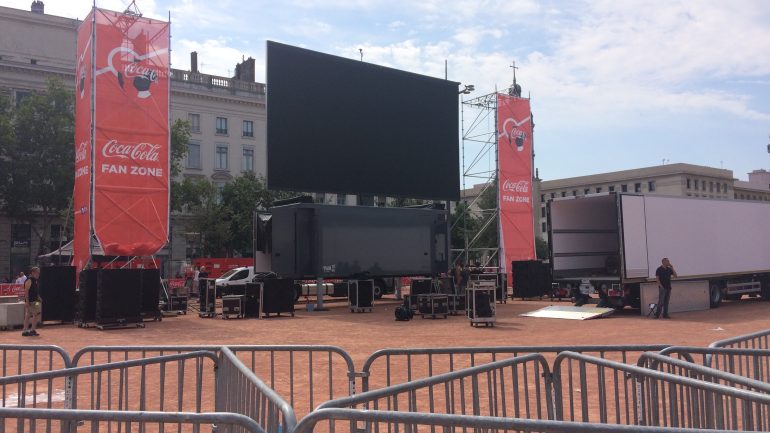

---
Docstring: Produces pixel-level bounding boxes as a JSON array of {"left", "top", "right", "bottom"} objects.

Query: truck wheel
[
  {"left": 373, "top": 282, "right": 384, "bottom": 300},
  {"left": 709, "top": 283, "right": 723, "bottom": 308}
]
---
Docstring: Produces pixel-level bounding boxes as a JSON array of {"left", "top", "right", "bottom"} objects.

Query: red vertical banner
[
  {"left": 72, "top": 10, "right": 94, "bottom": 275},
  {"left": 92, "top": 9, "right": 170, "bottom": 257},
  {"left": 497, "top": 93, "right": 536, "bottom": 277}
]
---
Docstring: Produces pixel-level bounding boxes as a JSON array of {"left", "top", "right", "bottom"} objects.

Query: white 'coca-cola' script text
[{"left": 102, "top": 140, "right": 161, "bottom": 162}]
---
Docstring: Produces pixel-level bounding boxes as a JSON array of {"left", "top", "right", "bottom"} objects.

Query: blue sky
[{"left": 5, "top": 0, "right": 770, "bottom": 181}]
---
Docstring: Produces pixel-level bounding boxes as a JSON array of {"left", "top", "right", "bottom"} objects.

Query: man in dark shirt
[{"left": 654, "top": 258, "right": 677, "bottom": 319}]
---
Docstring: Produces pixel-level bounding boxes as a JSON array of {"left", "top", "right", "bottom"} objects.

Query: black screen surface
[{"left": 267, "top": 41, "right": 460, "bottom": 201}]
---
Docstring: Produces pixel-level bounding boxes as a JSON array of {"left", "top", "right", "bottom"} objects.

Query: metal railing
[
  {"left": 360, "top": 345, "right": 670, "bottom": 393},
  {"left": 659, "top": 346, "right": 770, "bottom": 383},
  {"left": 710, "top": 329, "right": 770, "bottom": 350},
  {"left": 294, "top": 408, "right": 749, "bottom": 433},
  {"left": 217, "top": 347, "right": 297, "bottom": 433},
  {"left": 72, "top": 344, "right": 356, "bottom": 418},
  {"left": 553, "top": 351, "right": 770, "bottom": 430},
  {"left": 319, "top": 353, "right": 554, "bottom": 422},
  {"left": 0, "top": 407, "right": 266, "bottom": 433},
  {"left": 0, "top": 345, "right": 71, "bottom": 412}
]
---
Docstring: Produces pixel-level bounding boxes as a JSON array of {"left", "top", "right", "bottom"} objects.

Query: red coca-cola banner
[
  {"left": 92, "top": 9, "right": 170, "bottom": 256},
  {"left": 497, "top": 94, "right": 536, "bottom": 276},
  {"left": 72, "top": 10, "right": 94, "bottom": 275}
]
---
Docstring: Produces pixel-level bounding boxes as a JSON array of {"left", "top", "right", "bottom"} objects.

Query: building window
[
  {"left": 216, "top": 117, "right": 228, "bottom": 135},
  {"left": 186, "top": 141, "right": 201, "bottom": 168},
  {"left": 686, "top": 178, "right": 691, "bottom": 189},
  {"left": 337, "top": 194, "right": 346, "bottom": 205},
  {"left": 572, "top": 190, "right": 577, "bottom": 196},
  {"left": 621, "top": 184, "right": 628, "bottom": 192},
  {"left": 694, "top": 179, "right": 699, "bottom": 190},
  {"left": 542, "top": 222, "right": 547, "bottom": 233},
  {"left": 243, "top": 120, "right": 254, "bottom": 137},
  {"left": 648, "top": 181, "right": 656, "bottom": 192},
  {"left": 15, "top": 90, "right": 30, "bottom": 108},
  {"left": 584, "top": 188, "right": 590, "bottom": 195},
  {"left": 215, "top": 182, "right": 226, "bottom": 204},
  {"left": 550, "top": 192, "right": 555, "bottom": 199},
  {"left": 723, "top": 183, "right": 728, "bottom": 193},
  {"left": 634, "top": 183, "right": 641, "bottom": 193},
  {"left": 702, "top": 180, "right": 706, "bottom": 191},
  {"left": 188, "top": 113, "right": 200, "bottom": 133},
  {"left": 609, "top": 185, "right": 615, "bottom": 192},
  {"left": 242, "top": 147, "right": 254, "bottom": 172},
  {"left": 716, "top": 183, "right": 721, "bottom": 193},
  {"left": 596, "top": 187, "right": 602, "bottom": 193},
  {"left": 11, "top": 224, "right": 31, "bottom": 248},
  {"left": 541, "top": 208, "right": 546, "bottom": 218},
  {"left": 215, "top": 145, "right": 228, "bottom": 170},
  {"left": 709, "top": 181, "right": 714, "bottom": 192},
  {"left": 561, "top": 191, "right": 566, "bottom": 197}
]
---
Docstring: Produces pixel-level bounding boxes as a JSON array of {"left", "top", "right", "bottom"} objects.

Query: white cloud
[
  {"left": 453, "top": 27, "right": 504, "bottom": 47},
  {"left": 172, "top": 38, "right": 256, "bottom": 79},
  {"left": 281, "top": 18, "right": 333, "bottom": 38}
]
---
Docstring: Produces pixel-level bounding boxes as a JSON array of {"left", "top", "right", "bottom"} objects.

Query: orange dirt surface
[{"left": 3, "top": 296, "right": 768, "bottom": 364}]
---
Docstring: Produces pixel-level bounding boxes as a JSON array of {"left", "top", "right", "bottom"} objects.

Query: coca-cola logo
[
  {"left": 503, "top": 179, "right": 529, "bottom": 193},
  {"left": 97, "top": 46, "right": 168, "bottom": 99},
  {"left": 75, "top": 141, "right": 88, "bottom": 163},
  {"left": 102, "top": 140, "right": 160, "bottom": 162}
]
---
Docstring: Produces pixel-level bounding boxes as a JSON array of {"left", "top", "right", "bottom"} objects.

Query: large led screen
[{"left": 267, "top": 41, "right": 460, "bottom": 201}]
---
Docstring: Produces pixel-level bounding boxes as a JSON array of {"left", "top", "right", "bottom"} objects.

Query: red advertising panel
[
  {"left": 72, "top": 10, "right": 94, "bottom": 275},
  {"left": 92, "top": 9, "right": 170, "bottom": 257},
  {"left": 497, "top": 94, "right": 536, "bottom": 276}
]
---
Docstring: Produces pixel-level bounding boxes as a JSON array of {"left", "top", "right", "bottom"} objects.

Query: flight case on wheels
[{"left": 348, "top": 279, "right": 374, "bottom": 313}]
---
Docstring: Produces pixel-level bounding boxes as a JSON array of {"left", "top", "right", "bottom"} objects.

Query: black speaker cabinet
[
  {"left": 96, "top": 269, "right": 142, "bottom": 325},
  {"left": 39, "top": 266, "right": 76, "bottom": 323},
  {"left": 140, "top": 269, "right": 161, "bottom": 321},
  {"left": 222, "top": 295, "right": 245, "bottom": 319},
  {"left": 348, "top": 280, "right": 374, "bottom": 312},
  {"left": 77, "top": 269, "right": 99, "bottom": 324},
  {"left": 261, "top": 278, "right": 294, "bottom": 317},
  {"left": 198, "top": 279, "right": 217, "bottom": 317},
  {"left": 410, "top": 277, "right": 433, "bottom": 296},
  {"left": 512, "top": 261, "right": 552, "bottom": 299},
  {"left": 244, "top": 282, "right": 261, "bottom": 318}
]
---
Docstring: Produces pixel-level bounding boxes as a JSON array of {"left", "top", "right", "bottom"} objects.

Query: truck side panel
[
  {"left": 642, "top": 196, "right": 770, "bottom": 279},
  {"left": 620, "top": 195, "right": 649, "bottom": 279}
]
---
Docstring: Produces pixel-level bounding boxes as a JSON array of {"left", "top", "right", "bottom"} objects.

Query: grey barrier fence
[
  {"left": 71, "top": 344, "right": 356, "bottom": 418},
  {"left": 318, "top": 353, "right": 554, "bottom": 424},
  {"left": 0, "top": 351, "right": 218, "bottom": 433},
  {"left": 359, "top": 345, "right": 670, "bottom": 393},
  {"left": 0, "top": 345, "right": 72, "bottom": 411},
  {"left": 293, "top": 408, "right": 750, "bottom": 433},
  {"left": 710, "top": 329, "right": 770, "bottom": 350},
  {"left": 216, "top": 347, "right": 298, "bottom": 433},
  {"left": 659, "top": 346, "right": 770, "bottom": 383},
  {"left": 0, "top": 407, "right": 266, "bottom": 433},
  {"left": 553, "top": 351, "right": 770, "bottom": 430}
]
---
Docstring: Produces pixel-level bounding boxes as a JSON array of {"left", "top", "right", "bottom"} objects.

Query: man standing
[
  {"left": 22, "top": 267, "right": 42, "bottom": 336},
  {"left": 655, "top": 258, "right": 677, "bottom": 319},
  {"left": 14, "top": 272, "right": 26, "bottom": 285}
]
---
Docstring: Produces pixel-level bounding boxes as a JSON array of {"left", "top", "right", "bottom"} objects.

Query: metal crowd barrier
[
  {"left": 710, "top": 329, "right": 770, "bottom": 350},
  {"left": 0, "top": 407, "right": 266, "bottom": 433},
  {"left": 217, "top": 347, "right": 298, "bottom": 433},
  {"left": 72, "top": 344, "right": 355, "bottom": 418},
  {"left": 659, "top": 346, "right": 770, "bottom": 383},
  {"left": 319, "top": 353, "right": 554, "bottom": 422},
  {"left": 360, "top": 345, "right": 669, "bottom": 393},
  {"left": 294, "top": 408, "right": 749, "bottom": 433},
  {"left": 553, "top": 351, "right": 770, "bottom": 430},
  {"left": 0, "top": 345, "right": 71, "bottom": 410}
]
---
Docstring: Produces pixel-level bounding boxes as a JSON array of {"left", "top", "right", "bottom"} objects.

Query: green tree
[
  {"left": 169, "top": 119, "right": 192, "bottom": 212},
  {"left": 535, "top": 236, "right": 549, "bottom": 260},
  {"left": 0, "top": 78, "right": 74, "bottom": 255}
]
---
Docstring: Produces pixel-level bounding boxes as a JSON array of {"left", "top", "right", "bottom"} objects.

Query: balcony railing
[{"left": 170, "top": 68, "right": 265, "bottom": 95}]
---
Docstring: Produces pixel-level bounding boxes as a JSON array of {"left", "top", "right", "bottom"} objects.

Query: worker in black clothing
[
  {"left": 654, "top": 258, "right": 677, "bottom": 319},
  {"left": 22, "top": 267, "right": 42, "bottom": 336}
]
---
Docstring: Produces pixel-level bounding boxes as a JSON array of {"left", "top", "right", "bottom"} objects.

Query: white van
[{"left": 215, "top": 266, "right": 255, "bottom": 295}]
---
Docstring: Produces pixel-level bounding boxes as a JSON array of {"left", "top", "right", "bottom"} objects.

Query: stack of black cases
[{"left": 348, "top": 280, "right": 374, "bottom": 313}]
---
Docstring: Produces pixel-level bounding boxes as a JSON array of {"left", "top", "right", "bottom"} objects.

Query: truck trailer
[{"left": 547, "top": 193, "right": 770, "bottom": 311}]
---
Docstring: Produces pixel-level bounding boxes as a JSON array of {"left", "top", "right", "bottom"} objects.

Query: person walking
[
  {"left": 22, "top": 267, "right": 42, "bottom": 336},
  {"left": 654, "top": 258, "right": 677, "bottom": 319}
]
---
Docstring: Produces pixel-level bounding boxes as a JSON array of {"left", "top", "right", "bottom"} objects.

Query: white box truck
[{"left": 548, "top": 193, "right": 770, "bottom": 311}]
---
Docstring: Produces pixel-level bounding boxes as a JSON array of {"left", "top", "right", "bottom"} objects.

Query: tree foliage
[{"left": 0, "top": 78, "right": 74, "bottom": 254}]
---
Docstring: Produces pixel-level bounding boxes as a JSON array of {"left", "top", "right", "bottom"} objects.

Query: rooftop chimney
[
  {"left": 190, "top": 51, "right": 198, "bottom": 73},
  {"left": 233, "top": 56, "right": 255, "bottom": 82},
  {"left": 30, "top": 0, "right": 44, "bottom": 14}
]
